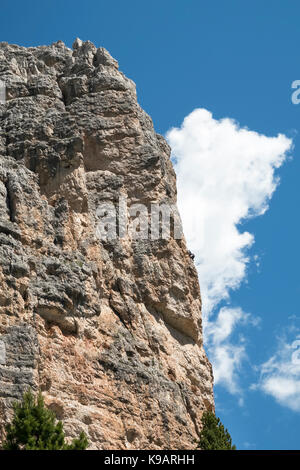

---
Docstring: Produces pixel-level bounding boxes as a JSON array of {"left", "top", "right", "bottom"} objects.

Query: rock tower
[{"left": 0, "top": 39, "right": 214, "bottom": 449}]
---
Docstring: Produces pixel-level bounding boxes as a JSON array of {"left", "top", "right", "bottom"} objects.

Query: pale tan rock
[{"left": 0, "top": 39, "right": 214, "bottom": 449}]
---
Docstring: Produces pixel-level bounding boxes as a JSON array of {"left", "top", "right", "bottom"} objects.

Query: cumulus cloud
[
  {"left": 205, "top": 307, "right": 249, "bottom": 393},
  {"left": 255, "top": 336, "right": 300, "bottom": 411},
  {"left": 167, "top": 108, "right": 292, "bottom": 317},
  {"left": 166, "top": 108, "right": 292, "bottom": 392}
]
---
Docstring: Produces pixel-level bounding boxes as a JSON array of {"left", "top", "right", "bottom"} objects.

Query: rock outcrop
[{"left": 0, "top": 39, "right": 214, "bottom": 449}]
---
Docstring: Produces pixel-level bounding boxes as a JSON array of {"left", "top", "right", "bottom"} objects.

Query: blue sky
[{"left": 2, "top": 0, "right": 300, "bottom": 450}]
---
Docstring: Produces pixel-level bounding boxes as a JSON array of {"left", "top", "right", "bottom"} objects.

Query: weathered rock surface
[{"left": 0, "top": 39, "right": 214, "bottom": 449}]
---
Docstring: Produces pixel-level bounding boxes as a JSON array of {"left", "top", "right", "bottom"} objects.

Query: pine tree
[
  {"left": 198, "top": 411, "right": 236, "bottom": 450},
  {"left": 3, "top": 390, "right": 88, "bottom": 450}
]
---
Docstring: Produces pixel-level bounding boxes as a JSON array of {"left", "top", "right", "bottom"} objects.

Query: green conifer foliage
[
  {"left": 3, "top": 390, "right": 88, "bottom": 450},
  {"left": 198, "top": 411, "right": 236, "bottom": 450}
]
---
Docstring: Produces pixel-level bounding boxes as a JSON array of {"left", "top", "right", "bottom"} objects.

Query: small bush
[
  {"left": 3, "top": 390, "right": 88, "bottom": 450},
  {"left": 198, "top": 411, "right": 236, "bottom": 450}
]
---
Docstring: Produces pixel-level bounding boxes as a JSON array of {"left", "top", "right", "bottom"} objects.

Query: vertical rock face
[{"left": 0, "top": 39, "right": 214, "bottom": 449}]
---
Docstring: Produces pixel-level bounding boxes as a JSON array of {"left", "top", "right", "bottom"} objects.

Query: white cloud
[
  {"left": 205, "top": 307, "right": 249, "bottom": 394},
  {"left": 166, "top": 108, "right": 292, "bottom": 392},
  {"left": 167, "top": 108, "right": 292, "bottom": 317},
  {"left": 255, "top": 336, "right": 300, "bottom": 411}
]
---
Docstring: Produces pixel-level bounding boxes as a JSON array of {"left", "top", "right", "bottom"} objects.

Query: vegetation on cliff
[
  {"left": 198, "top": 411, "right": 236, "bottom": 450},
  {"left": 2, "top": 390, "right": 88, "bottom": 450}
]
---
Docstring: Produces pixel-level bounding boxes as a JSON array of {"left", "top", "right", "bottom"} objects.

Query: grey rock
[{"left": 0, "top": 39, "right": 214, "bottom": 450}]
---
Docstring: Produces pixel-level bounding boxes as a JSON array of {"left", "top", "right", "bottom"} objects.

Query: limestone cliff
[{"left": 0, "top": 39, "right": 214, "bottom": 449}]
